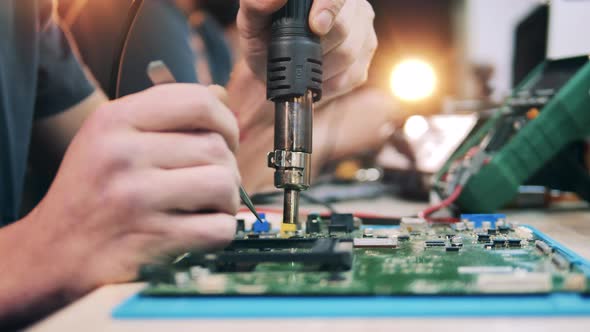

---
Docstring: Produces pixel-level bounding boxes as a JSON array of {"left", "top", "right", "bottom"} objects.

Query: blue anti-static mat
[{"left": 113, "top": 225, "right": 590, "bottom": 319}]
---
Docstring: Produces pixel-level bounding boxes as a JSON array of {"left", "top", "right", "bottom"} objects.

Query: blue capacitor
[{"left": 252, "top": 213, "right": 271, "bottom": 233}]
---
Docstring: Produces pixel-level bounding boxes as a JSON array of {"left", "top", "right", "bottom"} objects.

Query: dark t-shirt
[
  {"left": 64, "top": 0, "right": 234, "bottom": 95},
  {"left": 0, "top": 0, "right": 94, "bottom": 225},
  {"left": 64, "top": 0, "right": 198, "bottom": 97}
]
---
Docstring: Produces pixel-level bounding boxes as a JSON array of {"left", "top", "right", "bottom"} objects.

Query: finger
[
  {"left": 208, "top": 85, "right": 229, "bottom": 106},
  {"left": 143, "top": 165, "right": 241, "bottom": 215},
  {"left": 318, "top": 0, "right": 356, "bottom": 53},
  {"left": 140, "top": 132, "right": 237, "bottom": 170},
  {"left": 121, "top": 84, "right": 239, "bottom": 152},
  {"left": 323, "top": 31, "right": 376, "bottom": 101},
  {"left": 237, "top": 0, "right": 287, "bottom": 40},
  {"left": 151, "top": 213, "right": 238, "bottom": 252},
  {"left": 309, "top": 0, "right": 347, "bottom": 36},
  {"left": 322, "top": 5, "right": 367, "bottom": 80}
]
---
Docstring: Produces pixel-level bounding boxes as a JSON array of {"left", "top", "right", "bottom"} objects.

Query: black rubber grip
[{"left": 267, "top": 0, "right": 323, "bottom": 102}]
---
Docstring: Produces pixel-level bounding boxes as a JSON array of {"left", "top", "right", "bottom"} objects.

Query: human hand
[
  {"left": 237, "top": 0, "right": 377, "bottom": 103},
  {"left": 21, "top": 84, "right": 240, "bottom": 295}
]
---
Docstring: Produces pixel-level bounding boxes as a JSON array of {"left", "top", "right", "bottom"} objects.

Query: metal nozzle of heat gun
[{"left": 266, "top": 0, "right": 322, "bottom": 227}]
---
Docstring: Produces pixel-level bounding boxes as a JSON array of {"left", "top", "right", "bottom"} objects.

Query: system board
[{"left": 139, "top": 214, "right": 589, "bottom": 297}]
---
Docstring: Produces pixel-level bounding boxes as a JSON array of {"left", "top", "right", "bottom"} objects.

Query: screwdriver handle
[{"left": 267, "top": 0, "right": 323, "bottom": 102}]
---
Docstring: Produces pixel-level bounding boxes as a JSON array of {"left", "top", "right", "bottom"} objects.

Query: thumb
[{"left": 309, "top": 0, "right": 346, "bottom": 35}]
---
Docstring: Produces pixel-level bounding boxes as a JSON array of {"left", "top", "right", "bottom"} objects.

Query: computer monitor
[
  {"left": 512, "top": 5, "right": 548, "bottom": 86},
  {"left": 547, "top": 0, "right": 590, "bottom": 59}
]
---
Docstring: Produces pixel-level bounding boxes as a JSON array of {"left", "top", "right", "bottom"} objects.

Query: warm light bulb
[{"left": 390, "top": 59, "right": 437, "bottom": 102}]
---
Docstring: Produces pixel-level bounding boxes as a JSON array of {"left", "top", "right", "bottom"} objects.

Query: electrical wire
[
  {"left": 238, "top": 207, "right": 394, "bottom": 221},
  {"left": 299, "top": 192, "right": 337, "bottom": 213},
  {"left": 248, "top": 183, "right": 464, "bottom": 223},
  {"left": 108, "top": 0, "right": 145, "bottom": 99},
  {"left": 251, "top": 190, "right": 337, "bottom": 213},
  {"left": 419, "top": 185, "right": 464, "bottom": 219},
  {"left": 238, "top": 206, "right": 459, "bottom": 225}
]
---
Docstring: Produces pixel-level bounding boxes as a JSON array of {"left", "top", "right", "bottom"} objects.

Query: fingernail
[{"left": 313, "top": 10, "right": 335, "bottom": 35}]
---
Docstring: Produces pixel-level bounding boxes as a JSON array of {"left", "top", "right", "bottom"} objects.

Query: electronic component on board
[
  {"left": 461, "top": 214, "right": 506, "bottom": 229},
  {"left": 306, "top": 214, "right": 321, "bottom": 234},
  {"left": 353, "top": 238, "right": 397, "bottom": 248},
  {"left": 329, "top": 213, "right": 354, "bottom": 234},
  {"left": 476, "top": 272, "right": 552, "bottom": 293},
  {"left": 425, "top": 240, "right": 446, "bottom": 247},
  {"left": 397, "top": 234, "right": 410, "bottom": 241},
  {"left": 535, "top": 240, "right": 553, "bottom": 255},
  {"left": 236, "top": 219, "right": 246, "bottom": 233},
  {"left": 477, "top": 233, "right": 490, "bottom": 242},
  {"left": 140, "top": 215, "right": 587, "bottom": 298},
  {"left": 400, "top": 217, "right": 427, "bottom": 233},
  {"left": 252, "top": 213, "right": 271, "bottom": 233},
  {"left": 508, "top": 238, "right": 522, "bottom": 247},
  {"left": 552, "top": 253, "right": 571, "bottom": 270},
  {"left": 493, "top": 238, "right": 507, "bottom": 247}
]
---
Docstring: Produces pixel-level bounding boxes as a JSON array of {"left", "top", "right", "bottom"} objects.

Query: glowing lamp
[{"left": 390, "top": 59, "right": 437, "bottom": 102}]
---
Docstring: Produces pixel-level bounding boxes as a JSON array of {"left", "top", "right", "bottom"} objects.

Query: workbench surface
[{"left": 29, "top": 197, "right": 590, "bottom": 332}]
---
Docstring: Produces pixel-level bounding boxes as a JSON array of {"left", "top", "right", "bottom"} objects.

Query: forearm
[
  {"left": 0, "top": 213, "right": 74, "bottom": 328},
  {"left": 236, "top": 87, "right": 399, "bottom": 193},
  {"left": 314, "top": 88, "right": 399, "bottom": 161}
]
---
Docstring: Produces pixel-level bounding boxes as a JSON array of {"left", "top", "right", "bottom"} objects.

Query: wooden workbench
[{"left": 29, "top": 197, "right": 590, "bottom": 332}]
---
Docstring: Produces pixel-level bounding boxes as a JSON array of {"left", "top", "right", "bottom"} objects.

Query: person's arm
[
  {"left": 63, "top": 0, "right": 199, "bottom": 97},
  {"left": 1, "top": 16, "right": 238, "bottom": 329},
  {"left": 0, "top": 214, "right": 76, "bottom": 329},
  {"left": 0, "top": 85, "right": 241, "bottom": 328},
  {"left": 19, "top": 18, "right": 106, "bottom": 212},
  {"left": 30, "top": 90, "right": 107, "bottom": 175},
  {"left": 237, "top": 87, "right": 399, "bottom": 192}
]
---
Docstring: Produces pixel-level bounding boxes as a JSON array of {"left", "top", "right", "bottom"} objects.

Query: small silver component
[
  {"left": 535, "top": 240, "right": 553, "bottom": 255},
  {"left": 353, "top": 238, "right": 398, "bottom": 248},
  {"left": 174, "top": 272, "right": 191, "bottom": 287}
]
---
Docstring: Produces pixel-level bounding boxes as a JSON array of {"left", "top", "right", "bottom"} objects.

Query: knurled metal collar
[{"left": 267, "top": 150, "right": 311, "bottom": 169}]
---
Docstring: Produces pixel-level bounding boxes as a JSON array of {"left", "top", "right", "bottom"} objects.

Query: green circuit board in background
[{"left": 140, "top": 215, "right": 590, "bottom": 297}]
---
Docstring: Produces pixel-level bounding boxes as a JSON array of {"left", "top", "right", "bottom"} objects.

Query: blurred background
[
  {"left": 60, "top": 0, "right": 556, "bottom": 110},
  {"left": 49, "top": 0, "right": 590, "bottom": 213}
]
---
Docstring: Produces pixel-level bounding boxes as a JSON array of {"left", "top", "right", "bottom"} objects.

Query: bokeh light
[
  {"left": 404, "top": 115, "right": 429, "bottom": 139},
  {"left": 390, "top": 59, "right": 437, "bottom": 102}
]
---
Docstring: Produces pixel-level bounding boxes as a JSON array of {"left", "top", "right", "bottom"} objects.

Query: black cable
[
  {"left": 251, "top": 190, "right": 337, "bottom": 213},
  {"left": 300, "top": 192, "right": 337, "bottom": 213},
  {"left": 108, "top": 0, "right": 145, "bottom": 99}
]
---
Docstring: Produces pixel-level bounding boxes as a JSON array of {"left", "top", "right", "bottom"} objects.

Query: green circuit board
[{"left": 140, "top": 215, "right": 590, "bottom": 297}]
